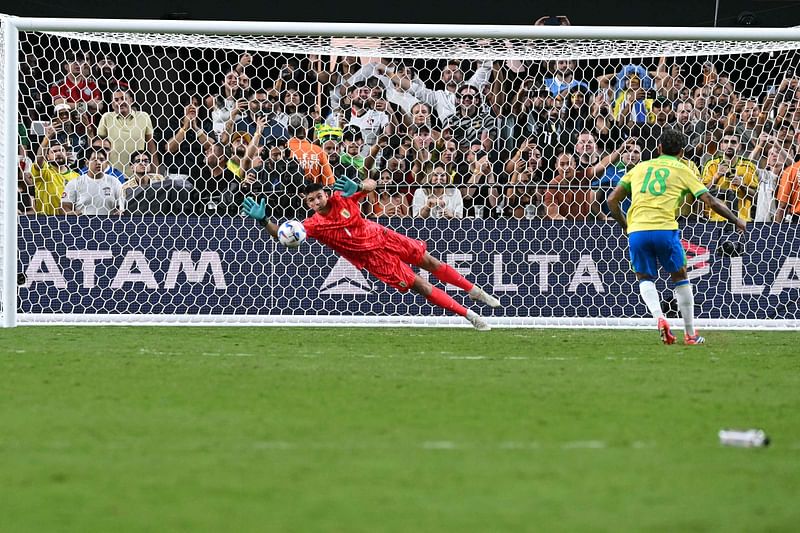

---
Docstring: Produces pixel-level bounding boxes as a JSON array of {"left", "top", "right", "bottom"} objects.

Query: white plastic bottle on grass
[{"left": 718, "top": 429, "right": 770, "bottom": 447}]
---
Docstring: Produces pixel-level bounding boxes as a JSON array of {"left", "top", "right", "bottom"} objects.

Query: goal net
[{"left": 3, "top": 18, "right": 800, "bottom": 328}]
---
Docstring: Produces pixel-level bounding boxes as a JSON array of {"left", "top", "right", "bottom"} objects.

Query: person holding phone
[{"left": 700, "top": 129, "right": 759, "bottom": 222}]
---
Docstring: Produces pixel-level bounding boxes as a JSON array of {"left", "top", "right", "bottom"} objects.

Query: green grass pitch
[{"left": 1, "top": 326, "right": 799, "bottom": 532}]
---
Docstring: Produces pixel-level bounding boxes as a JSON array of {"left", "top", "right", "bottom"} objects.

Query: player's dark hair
[
  {"left": 659, "top": 128, "right": 688, "bottom": 156},
  {"left": 302, "top": 182, "right": 324, "bottom": 195}
]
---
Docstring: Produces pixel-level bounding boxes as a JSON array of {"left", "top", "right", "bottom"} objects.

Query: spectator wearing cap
[
  {"left": 49, "top": 53, "right": 102, "bottom": 106},
  {"left": 287, "top": 120, "right": 334, "bottom": 185},
  {"left": 97, "top": 89, "right": 158, "bottom": 173}
]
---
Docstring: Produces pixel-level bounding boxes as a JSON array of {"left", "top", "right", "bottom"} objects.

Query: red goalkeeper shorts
[{"left": 357, "top": 229, "right": 427, "bottom": 293}]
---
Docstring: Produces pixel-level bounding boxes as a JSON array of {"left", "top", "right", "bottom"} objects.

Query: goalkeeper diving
[{"left": 241, "top": 177, "right": 500, "bottom": 330}]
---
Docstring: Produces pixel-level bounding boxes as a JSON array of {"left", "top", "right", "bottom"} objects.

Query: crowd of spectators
[{"left": 16, "top": 43, "right": 800, "bottom": 223}]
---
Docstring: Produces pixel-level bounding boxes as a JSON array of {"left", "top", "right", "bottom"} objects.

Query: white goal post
[{"left": 2, "top": 16, "right": 800, "bottom": 328}]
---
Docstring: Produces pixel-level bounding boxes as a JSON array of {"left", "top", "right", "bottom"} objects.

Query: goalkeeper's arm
[{"left": 241, "top": 197, "right": 280, "bottom": 239}]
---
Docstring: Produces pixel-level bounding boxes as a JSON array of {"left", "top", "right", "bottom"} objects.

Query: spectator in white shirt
[
  {"left": 61, "top": 149, "right": 123, "bottom": 215},
  {"left": 412, "top": 164, "right": 464, "bottom": 219}
]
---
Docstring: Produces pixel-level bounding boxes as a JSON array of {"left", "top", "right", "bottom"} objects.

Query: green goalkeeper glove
[
  {"left": 241, "top": 197, "right": 267, "bottom": 222},
  {"left": 333, "top": 176, "right": 362, "bottom": 198}
]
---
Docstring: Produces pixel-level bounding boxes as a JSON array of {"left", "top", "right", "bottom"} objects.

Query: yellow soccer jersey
[
  {"left": 701, "top": 156, "right": 758, "bottom": 222},
  {"left": 620, "top": 155, "right": 708, "bottom": 234},
  {"left": 30, "top": 162, "right": 80, "bottom": 215}
]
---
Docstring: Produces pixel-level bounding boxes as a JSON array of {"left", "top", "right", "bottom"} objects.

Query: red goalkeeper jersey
[{"left": 303, "top": 191, "right": 387, "bottom": 260}]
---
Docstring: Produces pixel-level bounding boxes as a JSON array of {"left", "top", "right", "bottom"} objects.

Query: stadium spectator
[
  {"left": 228, "top": 140, "right": 306, "bottom": 220},
  {"left": 97, "top": 89, "right": 158, "bottom": 172},
  {"left": 543, "top": 151, "right": 601, "bottom": 220},
  {"left": 206, "top": 70, "right": 246, "bottom": 136},
  {"left": 637, "top": 98, "right": 674, "bottom": 158},
  {"left": 193, "top": 143, "right": 240, "bottom": 213},
  {"left": 447, "top": 84, "right": 497, "bottom": 149},
  {"left": 393, "top": 60, "right": 493, "bottom": 124},
  {"left": 50, "top": 102, "right": 89, "bottom": 170},
  {"left": 226, "top": 88, "right": 288, "bottom": 147},
  {"left": 122, "top": 150, "right": 165, "bottom": 191},
  {"left": 367, "top": 169, "right": 410, "bottom": 218},
  {"left": 504, "top": 167, "right": 541, "bottom": 219},
  {"left": 412, "top": 164, "right": 464, "bottom": 219},
  {"left": 341, "top": 81, "right": 390, "bottom": 152},
  {"left": 460, "top": 144, "right": 500, "bottom": 217},
  {"left": 730, "top": 98, "right": 763, "bottom": 151},
  {"left": 78, "top": 137, "right": 126, "bottom": 183},
  {"left": 750, "top": 136, "right": 790, "bottom": 223},
  {"left": 92, "top": 54, "right": 130, "bottom": 103},
  {"left": 774, "top": 157, "right": 800, "bottom": 223},
  {"left": 701, "top": 130, "right": 759, "bottom": 222},
  {"left": 163, "top": 95, "right": 214, "bottom": 182},
  {"left": 593, "top": 138, "right": 642, "bottom": 216},
  {"left": 671, "top": 100, "right": 705, "bottom": 162},
  {"left": 289, "top": 121, "right": 334, "bottom": 185},
  {"left": 544, "top": 60, "right": 589, "bottom": 97},
  {"left": 49, "top": 52, "right": 102, "bottom": 106},
  {"left": 31, "top": 126, "right": 80, "bottom": 215},
  {"left": 61, "top": 149, "right": 123, "bottom": 215}
]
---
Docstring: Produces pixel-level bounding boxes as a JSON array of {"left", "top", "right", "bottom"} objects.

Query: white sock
[
  {"left": 674, "top": 282, "right": 695, "bottom": 336},
  {"left": 639, "top": 280, "right": 664, "bottom": 322}
]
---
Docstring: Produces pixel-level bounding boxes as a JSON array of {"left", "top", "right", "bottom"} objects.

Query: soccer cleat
[
  {"left": 466, "top": 310, "right": 491, "bottom": 331},
  {"left": 684, "top": 333, "right": 706, "bottom": 345},
  {"left": 658, "top": 317, "right": 676, "bottom": 345},
  {"left": 468, "top": 286, "right": 501, "bottom": 308}
]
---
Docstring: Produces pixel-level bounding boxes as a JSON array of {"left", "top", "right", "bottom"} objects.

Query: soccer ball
[{"left": 277, "top": 220, "right": 307, "bottom": 248}]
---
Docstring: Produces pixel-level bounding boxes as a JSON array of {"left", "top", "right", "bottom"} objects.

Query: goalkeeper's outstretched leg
[
  {"left": 409, "top": 275, "right": 491, "bottom": 331},
  {"left": 417, "top": 253, "right": 501, "bottom": 308}
]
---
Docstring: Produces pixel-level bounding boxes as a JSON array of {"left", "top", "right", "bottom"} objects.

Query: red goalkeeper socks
[
  {"left": 426, "top": 286, "right": 468, "bottom": 317},
  {"left": 431, "top": 263, "right": 474, "bottom": 292}
]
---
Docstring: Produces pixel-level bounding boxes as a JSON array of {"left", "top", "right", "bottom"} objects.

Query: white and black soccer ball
[{"left": 277, "top": 220, "right": 307, "bottom": 248}]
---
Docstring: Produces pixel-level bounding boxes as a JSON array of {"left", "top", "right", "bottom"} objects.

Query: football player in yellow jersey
[{"left": 608, "top": 129, "right": 746, "bottom": 346}]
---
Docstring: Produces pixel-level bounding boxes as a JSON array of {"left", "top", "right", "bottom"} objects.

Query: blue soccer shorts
[{"left": 628, "top": 229, "right": 686, "bottom": 278}]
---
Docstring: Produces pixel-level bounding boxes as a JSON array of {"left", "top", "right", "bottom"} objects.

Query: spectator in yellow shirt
[
  {"left": 701, "top": 130, "right": 759, "bottom": 221},
  {"left": 97, "top": 89, "right": 158, "bottom": 172},
  {"left": 30, "top": 125, "right": 79, "bottom": 215}
]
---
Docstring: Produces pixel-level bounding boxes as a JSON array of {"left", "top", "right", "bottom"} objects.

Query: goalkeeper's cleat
[
  {"left": 684, "top": 333, "right": 706, "bottom": 345},
  {"left": 466, "top": 310, "right": 491, "bottom": 331},
  {"left": 658, "top": 317, "right": 676, "bottom": 345},
  {"left": 468, "top": 286, "right": 501, "bottom": 308}
]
